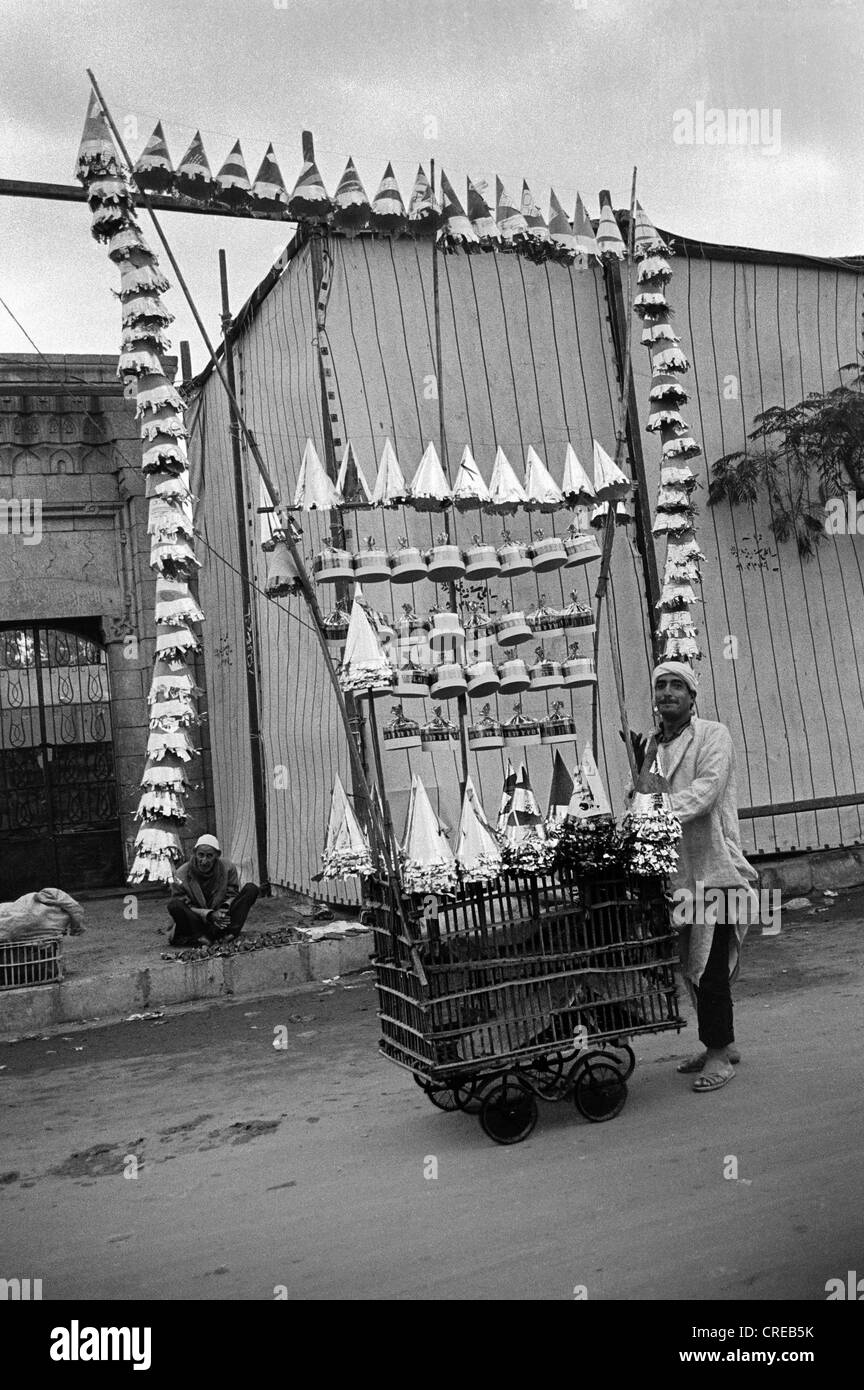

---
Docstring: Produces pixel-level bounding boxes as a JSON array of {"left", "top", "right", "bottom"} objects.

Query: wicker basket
[{"left": 0, "top": 937, "right": 63, "bottom": 990}]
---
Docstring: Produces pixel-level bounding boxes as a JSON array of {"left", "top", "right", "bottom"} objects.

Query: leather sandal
[
  {"left": 692, "top": 1064, "right": 735, "bottom": 1092},
  {"left": 677, "top": 1046, "right": 740, "bottom": 1073}
]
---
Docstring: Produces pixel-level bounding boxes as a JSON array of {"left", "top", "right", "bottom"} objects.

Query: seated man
[{"left": 167, "top": 834, "right": 259, "bottom": 946}]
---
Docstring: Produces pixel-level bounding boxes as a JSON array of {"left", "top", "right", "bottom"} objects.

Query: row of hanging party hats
[
  {"left": 76, "top": 91, "right": 204, "bottom": 884},
  {"left": 321, "top": 748, "right": 611, "bottom": 887},
  {"left": 289, "top": 437, "right": 631, "bottom": 512},
  {"left": 632, "top": 201, "right": 704, "bottom": 664},
  {"left": 76, "top": 103, "right": 635, "bottom": 263}
]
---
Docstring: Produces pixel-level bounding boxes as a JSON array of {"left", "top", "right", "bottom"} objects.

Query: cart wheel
[
  {"left": 453, "top": 1077, "right": 485, "bottom": 1114},
  {"left": 573, "top": 1060, "right": 628, "bottom": 1123},
  {"left": 480, "top": 1078, "right": 539, "bottom": 1145},
  {"left": 523, "top": 1054, "right": 571, "bottom": 1100},
  {"left": 610, "top": 1043, "right": 636, "bottom": 1080}
]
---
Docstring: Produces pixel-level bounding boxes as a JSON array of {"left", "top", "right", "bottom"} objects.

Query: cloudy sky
[{"left": 1, "top": 0, "right": 862, "bottom": 368}]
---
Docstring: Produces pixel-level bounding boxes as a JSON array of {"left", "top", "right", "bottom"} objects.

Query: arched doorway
[{"left": 0, "top": 620, "right": 124, "bottom": 897}]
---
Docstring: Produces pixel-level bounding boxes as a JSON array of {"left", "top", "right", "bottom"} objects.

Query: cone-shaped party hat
[
  {"left": 456, "top": 776, "right": 502, "bottom": 881},
  {"left": 289, "top": 136, "right": 331, "bottom": 220},
  {"left": 322, "top": 775, "right": 374, "bottom": 878},
  {"left": 485, "top": 446, "right": 528, "bottom": 512},
  {"left": 332, "top": 157, "right": 370, "bottom": 229},
  {"left": 293, "top": 438, "right": 341, "bottom": 510},
  {"left": 495, "top": 176, "right": 529, "bottom": 240},
  {"left": 216, "top": 140, "right": 251, "bottom": 194},
  {"left": 521, "top": 181, "right": 549, "bottom": 239},
  {"left": 371, "top": 438, "right": 409, "bottom": 506},
  {"left": 134, "top": 122, "right": 174, "bottom": 191},
  {"left": 407, "top": 165, "right": 439, "bottom": 224},
  {"left": 401, "top": 773, "right": 457, "bottom": 891},
  {"left": 561, "top": 444, "right": 596, "bottom": 504},
  {"left": 440, "top": 171, "right": 479, "bottom": 244},
  {"left": 177, "top": 131, "right": 214, "bottom": 194},
  {"left": 409, "top": 442, "right": 452, "bottom": 510},
  {"left": 75, "top": 91, "right": 119, "bottom": 180},
  {"left": 497, "top": 758, "right": 518, "bottom": 832},
  {"left": 252, "top": 143, "right": 288, "bottom": 207},
  {"left": 633, "top": 201, "right": 668, "bottom": 257},
  {"left": 452, "top": 444, "right": 491, "bottom": 508},
  {"left": 548, "top": 189, "right": 576, "bottom": 251},
  {"left": 568, "top": 744, "right": 611, "bottom": 818},
  {"left": 596, "top": 194, "right": 626, "bottom": 258},
  {"left": 466, "top": 177, "right": 500, "bottom": 242},
  {"left": 500, "top": 762, "right": 546, "bottom": 850},
  {"left": 370, "top": 162, "right": 406, "bottom": 230},
  {"left": 547, "top": 751, "right": 576, "bottom": 824},
  {"left": 592, "top": 439, "right": 632, "bottom": 501},
  {"left": 336, "top": 441, "right": 373, "bottom": 507},
  {"left": 573, "top": 194, "right": 599, "bottom": 262},
  {"left": 339, "top": 598, "right": 394, "bottom": 694},
  {"left": 523, "top": 446, "right": 563, "bottom": 511}
]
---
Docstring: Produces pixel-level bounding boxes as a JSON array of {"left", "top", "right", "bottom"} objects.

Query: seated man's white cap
[{"left": 195, "top": 833, "right": 221, "bottom": 853}]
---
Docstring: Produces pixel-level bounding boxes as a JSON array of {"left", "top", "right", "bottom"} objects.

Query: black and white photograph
[{"left": 0, "top": 0, "right": 862, "bottom": 1346}]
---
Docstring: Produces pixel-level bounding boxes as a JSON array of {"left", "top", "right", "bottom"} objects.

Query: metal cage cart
[{"left": 369, "top": 868, "right": 683, "bottom": 1144}]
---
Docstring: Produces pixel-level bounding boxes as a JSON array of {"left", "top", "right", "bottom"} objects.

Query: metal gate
[{"left": 0, "top": 621, "right": 124, "bottom": 897}]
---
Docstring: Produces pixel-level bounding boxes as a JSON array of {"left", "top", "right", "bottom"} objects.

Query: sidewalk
[{"left": 0, "top": 889, "right": 373, "bottom": 1039}]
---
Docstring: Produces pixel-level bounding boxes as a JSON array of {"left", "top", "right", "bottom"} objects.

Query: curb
[{"left": 0, "top": 932, "right": 374, "bottom": 1038}]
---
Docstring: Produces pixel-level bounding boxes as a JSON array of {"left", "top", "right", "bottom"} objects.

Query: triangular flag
[
  {"left": 293, "top": 439, "right": 341, "bottom": 510},
  {"left": 252, "top": 143, "right": 288, "bottom": 206},
  {"left": 452, "top": 445, "right": 490, "bottom": 508},
  {"left": 633, "top": 201, "right": 667, "bottom": 257},
  {"left": 134, "top": 122, "right": 174, "bottom": 188},
  {"left": 336, "top": 442, "right": 372, "bottom": 507},
  {"left": 547, "top": 751, "right": 576, "bottom": 824},
  {"left": 497, "top": 758, "right": 518, "bottom": 832},
  {"left": 440, "top": 170, "right": 478, "bottom": 244},
  {"left": 495, "top": 176, "right": 529, "bottom": 240},
  {"left": 521, "top": 181, "right": 549, "bottom": 239},
  {"left": 548, "top": 189, "right": 576, "bottom": 251},
  {"left": 370, "top": 162, "right": 406, "bottom": 229},
  {"left": 569, "top": 744, "right": 611, "bottom": 818},
  {"left": 596, "top": 194, "right": 626, "bottom": 258},
  {"left": 456, "top": 777, "right": 502, "bottom": 881},
  {"left": 75, "top": 91, "right": 119, "bottom": 181},
  {"left": 561, "top": 444, "right": 596, "bottom": 504},
  {"left": 289, "top": 157, "right": 331, "bottom": 219},
  {"left": 177, "top": 131, "right": 213, "bottom": 192},
  {"left": 485, "top": 446, "right": 527, "bottom": 512},
  {"left": 407, "top": 165, "right": 438, "bottom": 223},
  {"left": 216, "top": 140, "right": 251, "bottom": 193},
  {"left": 466, "top": 177, "right": 500, "bottom": 241},
  {"left": 523, "top": 445, "right": 563, "bottom": 511},
  {"left": 409, "top": 442, "right": 452, "bottom": 509},
  {"left": 332, "top": 157, "right": 370, "bottom": 228},
  {"left": 573, "top": 194, "right": 599, "bottom": 263},
  {"left": 592, "top": 439, "right": 632, "bottom": 501},
  {"left": 371, "top": 438, "right": 409, "bottom": 506}
]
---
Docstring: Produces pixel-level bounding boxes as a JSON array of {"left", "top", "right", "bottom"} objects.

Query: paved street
[{"left": 2, "top": 896, "right": 863, "bottom": 1301}]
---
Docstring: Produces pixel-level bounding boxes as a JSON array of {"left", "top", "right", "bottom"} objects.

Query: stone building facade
[{"left": 0, "top": 353, "right": 213, "bottom": 898}]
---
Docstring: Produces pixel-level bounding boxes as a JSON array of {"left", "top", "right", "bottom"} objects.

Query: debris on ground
[
  {"left": 784, "top": 897, "right": 811, "bottom": 910},
  {"left": 125, "top": 1010, "right": 165, "bottom": 1022}
]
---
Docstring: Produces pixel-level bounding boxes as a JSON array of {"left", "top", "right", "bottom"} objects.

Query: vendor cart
[{"left": 369, "top": 867, "right": 683, "bottom": 1144}]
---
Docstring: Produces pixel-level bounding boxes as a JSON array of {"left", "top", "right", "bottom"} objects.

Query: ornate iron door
[{"left": 0, "top": 622, "right": 124, "bottom": 897}]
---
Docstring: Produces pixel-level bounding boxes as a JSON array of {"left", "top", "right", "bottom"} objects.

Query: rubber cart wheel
[
  {"left": 612, "top": 1043, "right": 636, "bottom": 1080},
  {"left": 480, "top": 1078, "right": 538, "bottom": 1145},
  {"left": 522, "top": 1054, "right": 571, "bottom": 1100},
  {"left": 573, "top": 1060, "right": 628, "bottom": 1123}
]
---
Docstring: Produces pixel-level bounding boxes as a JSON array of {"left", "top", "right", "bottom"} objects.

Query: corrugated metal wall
[
  {"left": 193, "top": 233, "right": 864, "bottom": 896},
  {"left": 632, "top": 253, "right": 864, "bottom": 856}
]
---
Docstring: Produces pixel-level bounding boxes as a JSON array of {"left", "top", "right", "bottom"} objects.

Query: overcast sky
[{"left": 1, "top": 0, "right": 862, "bottom": 369}]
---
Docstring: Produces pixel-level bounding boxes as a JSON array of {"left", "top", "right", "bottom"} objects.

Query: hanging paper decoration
[
  {"left": 332, "top": 157, "right": 371, "bottom": 231},
  {"left": 407, "top": 165, "right": 439, "bottom": 225},
  {"left": 596, "top": 194, "right": 627, "bottom": 259},
  {"left": 592, "top": 439, "right": 632, "bottom": 501},
  {"left": 370, "top": 162, "right": 406, "bottom": 232},
  {"left": 133, "top": 122, "right": 174, "bottom": 194},
  {"left": 293, "top": 438, "right": 341, "bottom": 510},
  {"left": 338, "top": 598, "right": 394, "bottom": 694},
  {"left": 371, "top": 438, "right": 409, "bottom": 506},
  {"left": 456, "top": 777, "right": 503, "bottom": 882},
  {"left": 77, "top": 97, "right": 203, "bottom": 885},
  {"left": 439, "top": 171, "right": 479, "bottom": 248},
  {"left": 321, "top": 775, "right": 375, "bottom": 879},
  {"left": 496, "top": 177, "right": 529, "bottom": 243},
  {"left": 466, "top": 177, "right": 500, "bottom": 245},
  {"left": 251, "top": 143, "right": 288, "bottom": 212},
  {"left": 573, "top": 193, "right": 600, "bottom": 265},
  {"left": 401, "top": 773, "right": 458, "bottom": 895},
  {"left": 336, "top": 441, "right": 373, "bottom": 507},
  {"left": 485, "top": 446, "right": 528, "bottom": 513},
  {"left": 409, "top": 441, "right": 452, "bottom": 510},
  {"left": 498, "top": 762, "right": 552, "bottom": 874},
  {"left": 523, "top": 445, "right": 564, "bottom": 511},
  {"left": 548, "top": 190, "right": 577, "bottom": 254},
  {"left": 176, "top": 130, "right": 214, "bottom": 199},
  {"left": 452, "top": 445, "right": 490, "bottom": 508}
]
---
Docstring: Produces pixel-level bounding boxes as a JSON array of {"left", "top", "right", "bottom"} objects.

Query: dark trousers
[
  {"left": 167, "top": 883, "right": 259, "bottom": 945},
  {"left": 695, "top": 922, "right": 735, "bottom": 1049}
]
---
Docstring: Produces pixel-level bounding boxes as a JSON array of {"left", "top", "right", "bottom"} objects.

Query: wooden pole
[{"left": 429, "top": 157, "right": 471, "bottom": 791}]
